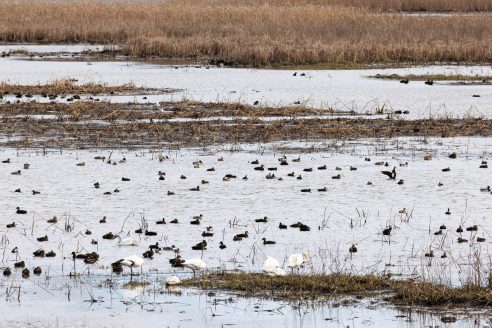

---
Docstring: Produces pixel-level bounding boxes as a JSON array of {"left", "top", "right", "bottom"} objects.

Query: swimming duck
[
  {"left": 262, "top": 238, "right": 276, "bottom": 245},
  {"left": 37, "top": 235, "right": 48, "bottom": 242},
  {"left": 16, "top": 207, "right": 27, "bottom": 214},
  {"left": 381, "top": 167, "right": 396, "bottom": 180}
]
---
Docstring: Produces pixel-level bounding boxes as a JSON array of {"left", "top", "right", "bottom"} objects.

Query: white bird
[
  {"left": 115, "top": 235, "right": 139, "bottom": 246},
  {"left": 287, "top": 251, "right": 310, "bottom": 272},
  {"left": 182, "top": 258, "right": 207, "bottom": 276},
  {"left": 166, "top": 275, "right": 181, "bottom": 286},
  {"left": 262, "top": 256, "right": 285, "bottom": 276},
  {"left": 119, "top": 255, "right": 144, "bottom": 276}
]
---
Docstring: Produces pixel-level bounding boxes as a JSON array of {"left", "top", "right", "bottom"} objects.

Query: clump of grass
[
  {"left": 370, "top": 73, "right": 492, "bottom": 81},
  {"left": 182, "top": 272, "right": 392, "bottom": 297},
  {"left": 1, "top": 1, "right": 492, "bottom": 67},
  {"left": 183, "top": 271, "right": 492, "bottom": 306},
  {"left": 0, "top": 78, "right": 169, "bottom": 96}
]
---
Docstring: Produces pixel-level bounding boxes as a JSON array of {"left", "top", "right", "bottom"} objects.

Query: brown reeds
[
  {"left": 0, "top": 101, "right": 490, "bottom": 148},
  {"left": 1, "top": 1, "right": 492, "bottom": 66},
  {"left": 0, "top": 79, "right": 170, "bottom": 95}
]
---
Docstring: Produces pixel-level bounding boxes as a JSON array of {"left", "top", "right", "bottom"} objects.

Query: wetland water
[
  {"left": 1, "top": 44, "right": 491, "bottom": 327},
  {"left": 0, "top": 45, "right": 491, "bottom": 119}
]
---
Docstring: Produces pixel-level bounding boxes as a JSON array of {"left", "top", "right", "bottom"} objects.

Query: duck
[
  {"left": 182, "top": 258, "right": 207, "bottom": 276},
  {"left": 190, "top": 218, "right": 201, "bottom": 225},
  {"left": 142, "top": 249, "right": 154, "bottom": 259},
  {"left": 456, "top": 226, "right": 463, "bottom": 233},
  {"left": 480, "top": 186, "right": 491, "bottom": 192},
  {"left": 6, "top": 222, "right": 15, "bottom": 228},
  {"left": 255, "top": 216, "right": 268, "bottom": 223},
  {"left": 202, "top": 180, "right": 209, "bottom": 184},
  {"left": 99, "top": 216, "right": 107, "bottom": 223},
  {"left": 32, "top": 190, "right": 40, "bottom": 195},
  {"left": 287, "top": 172, "right": 295, "bottom": 177},
  {"left": 303, "top": 168, "right": 313, "bottom": 172},
  {"left": 190, "top": 186, "right": 200, "bottom": 191},
  {"left": 331, "top": 174, "right": 341, "bottom": 179},
  {"left": 317, "top": 165, "right": 327, "bottom": 170},
  {"left": 300, "top": 188, "right": 311, "bottom": 193},
  {"left": 201, "top": 226, "right": 214, "bottom": 236},
  {"left": 46, "top": 251, "right": 56, "bottom": 257},
  {"left": 94, "top": 182, "right": 100, "bottom": 189},
  {"left": 458, "top": 237, "right": 468, "bottom": 243},
  {"left": 37, "top": 235, "right": 48, "bottom": 242},
  {"left": 2, "top": 158, "right": 10, "bottom": 163},
  {"left": 262, "top": 256, "right": 285, "bottom": 276},
  {"left": 219, "top": 241, "right": 227, "bottom": 249},
  {"left": 22, "top": 268, "right": 30, "bottom": 278},
  {"left": 242, "top": 175, "right": 248, "bottom": 180},
  {"left": 149, "top": 243, "right": 161, "bottom": 251},
  {"left": 235, "top": 231, "right": 248, "bottom": 239},
  {"left": 14, "top": 188, "right": 21, "bottom": 193},
  {"left": 170, "top": 255, "right": 185, "bottom": 267},
  {"left": 102, "top": 232, "right": 116, "bottom": 239},
  {"left": 318, "top": 187, "right": 327, "bottom": 192},
  {"left": 167, "top": 190, "right": 175, "bottom": 195},
  {"left": 299, "top": 224, "right": 310, "bottom": 231},
  {"left": 47, "top": 216, "right": 57, "bottom": 224},
  {"left": 279, "top": 223, "right": 287, "bottom": 229},
  {"left": 349, "top": 244, "right": 357, "bottom": 253},
  {"left": 116, "top": 235, "right": 139, "bottom": 246},
  {"left": 145, "top": 230, "right": 157, "bottom": 236},
  {"left": 156, "top": 218, "right": 166, "bottom": 224},
  {"left": 33, "top": 249, "right": 45, "bottom": 257},
  {"left": 477, "top": 237, "right": 486, "bottom": 242},
  {"left": 3, "top": 267, "right": 11, "bottom": 276},
  {"left": 381, "top": 167, "right": 396, "bottom": 180},
  {"left": 16, "top": 207, "right": 27, "bottom": 214},
  {"left": 445, "top": 208, "right": 451, "bottom": 215},
  {"left": 424, "top": 250, "right": 434, "bottom": 258},
  {"left": 170, "top": 219, "right": 179, "bottom": 224},
  {"left": 442, "top": 167, "right": 451, "bottom": 172},
  {"left": 466, "top": 225, "right": 478, "bottom": 232},
  {"left": 33, "top": 267, "right": 42, "bottom": 275},
  {"left": 382, "top": 227, "right": 392, "bottom": 236},
  {"left": 191, "top": 240, "right": 207, "bottom": 250},
  {"left": 262, "top": 238, "right": 276, "bottom": 245},
  {"left": 14, "top": 261, "right": 25, "bottom": 268},
  {"left": 11, "top": 170, "right": 21, "bottom": 175},
  {"left": 254, "top": 165, "right": 264, "bottom": 171},
  {"left": 424, "top": 79, "right": 434, "bottom": 86}
]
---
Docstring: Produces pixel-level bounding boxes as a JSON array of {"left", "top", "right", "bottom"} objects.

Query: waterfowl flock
[{"left": 0, "top": 141, "right": 490, "bottom": 286}]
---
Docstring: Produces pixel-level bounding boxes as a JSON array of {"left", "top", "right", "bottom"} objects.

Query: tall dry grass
[{"left": 1, "top": 0, "right": 492, "bottom": 66}]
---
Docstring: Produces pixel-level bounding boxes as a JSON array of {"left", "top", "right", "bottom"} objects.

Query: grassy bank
[
  {"left": 183, "top": 272, "right": 492, "bottom": 306},
  {"left": 1, "top": 1, "right": 492, "bottom": 67}
]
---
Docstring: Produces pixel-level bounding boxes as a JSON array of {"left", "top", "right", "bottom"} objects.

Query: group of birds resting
[{"left": 1, "top": 148, "right": 490, "bottom": 282}]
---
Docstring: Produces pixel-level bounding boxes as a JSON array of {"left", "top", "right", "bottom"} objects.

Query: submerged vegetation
[
  {"left": 1, "top": 0, "right": 492, "bottom": 66},
  {"left": 184, "top": 271, "right": 492, "bottom": 306}
]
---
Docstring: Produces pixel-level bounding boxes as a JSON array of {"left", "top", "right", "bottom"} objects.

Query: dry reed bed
[
  {"left": 371, "top": 74, "right": 492, "bottom": 81},
  {"left": 183, "top": 272, "right": 492, "bottom": 306},
  {"left": 0, "top": 101, "right": 333, "bottom": 121},
  {"left": 1, "top": 1, "right": 492, "bottom": 66},
  {"left": 0, "top": 111, "right": 490, "bottom": 148},
  {"left": 0, "top": 79, "right": 172, "bottom": 96}
]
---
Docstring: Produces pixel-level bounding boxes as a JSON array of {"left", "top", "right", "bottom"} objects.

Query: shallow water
[
  {"left": 0, "top": 137, "right": 491, "bottom": 326},
  {"left": 1, "top": 275, "right": 487, "bottom": 328},
  {"left": 0, "top": 50, "right": 491, "bottom": 119}
]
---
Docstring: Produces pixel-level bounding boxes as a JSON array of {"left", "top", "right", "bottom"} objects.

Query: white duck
[
  {"left": 287, "top": 251, "right": 310, "bottom": 272},
  {"left": 182, "top": 258, "right": 207, "bottom": 276},
  {"left": 116, "top": 235, "right": 139, "bottom": 246},
  {"left": 262, "top": 256, "right": 285, "bottom": 276}
]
